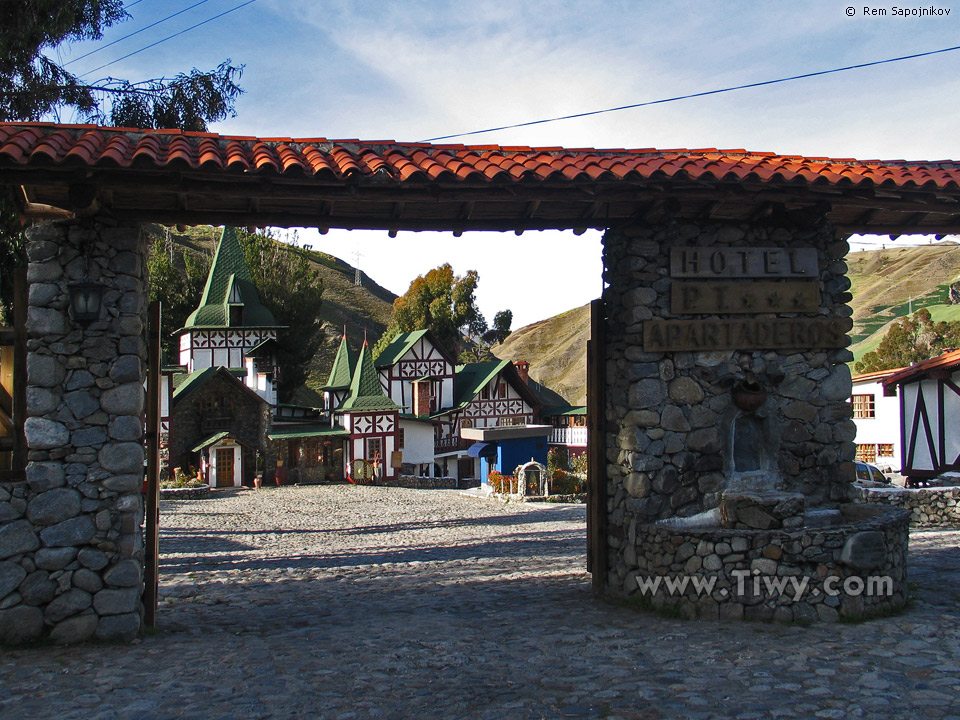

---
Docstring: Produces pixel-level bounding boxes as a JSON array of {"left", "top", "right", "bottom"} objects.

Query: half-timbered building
[
  {"left": 851, "top": 367, "right": 903, "bottom": 473},
  {"left": 884, "top": 350, "right": 960, "bottom": 483},
  {"left": 340, "top": 339, "right": 401, "bottom": 481},
  {"left": 176, "top": 227, "right": 283, "bottom": 406},
  {"left": 433, "top": 359, "right": 542, "bottom": 481},
  {"left": 375, "top": 329, "right": 456, "bottom": 415}
]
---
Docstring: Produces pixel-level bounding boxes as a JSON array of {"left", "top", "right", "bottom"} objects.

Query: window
[
  {"left": 852, "top": 394, "right": 876, "bottom": 419},
  {"left": 498, "top": 415, "right": 526, "bottom": 427},
  {"left": 397, "top": 429, "right": 405, "bottom": 449},
  {"left": 365, "top": 437, "right": 382, "bottom": 462},
  {"left": 480, "top": 386, "right": 489, "bottom": 400},
  {"left": 497, "top": 382, "right": 507, "bottom": 398},
  {"left": 878, "top": 444, "right": 894, "bottom": 458},
  {"left": 856, "top": 444, "right": 877, "bottom": 463},
  {"left": 303, "top": 438, "right": 319, "bottom": 467}
]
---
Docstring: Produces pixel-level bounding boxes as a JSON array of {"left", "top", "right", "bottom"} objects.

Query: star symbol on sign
[
  {"left": 766, "top": 290, "right": 783, "bottom": 307},
  {"left": 791, "top": 288, "right": 812, "bottom": 308},
  {"left": 741, "top": 294, "right": 756, "bottom": 309}
]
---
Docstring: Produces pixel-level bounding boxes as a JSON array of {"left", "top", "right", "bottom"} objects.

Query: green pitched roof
[
  {"left": 182, "top": 227, "right": 279, "bottom": 330},
  {"left": 451, "top": 360, "right": 512, "bottom": 408},
  {"left": 324, "top": 333, "right": 356, "bottom": 390},
  {"left": 340, "top": 341, "right": 398, "bottom": 412},
  {"left": 375, "top": 329, "right": 429, "bottom": 368},
  {"left": 172, "top": 366, "right": 267, "bottom": 406}
]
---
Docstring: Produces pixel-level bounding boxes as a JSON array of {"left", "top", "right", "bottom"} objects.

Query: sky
[{"left": 48, "top": 0, "right": 960, "bottom": 329}]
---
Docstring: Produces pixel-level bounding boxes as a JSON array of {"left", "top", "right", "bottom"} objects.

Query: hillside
[
  {"left": 848, "top": 240, "right": 960, "bottom": 363},
  {"left": 492, "top": 303, "right": 591, "bottom": 406},
  {"left": 154, "top": 226, "right": 396, "bottom": 403}
]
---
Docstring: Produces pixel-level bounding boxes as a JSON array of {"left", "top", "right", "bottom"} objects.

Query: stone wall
[
  {"left": 626, "top": 504, "right": 909, "bottom": 622},
  {"left": 601, "top": 217, "right": 857, "bottom": 597},
  {"left": 856, "top": 485, "right": 960, "bottom": 527},
  {"left": 374, "top": 475, "right": 463, "bottom": 490},
  {"left": 0, "top": 221, "right": 147, "bottom": 645}
]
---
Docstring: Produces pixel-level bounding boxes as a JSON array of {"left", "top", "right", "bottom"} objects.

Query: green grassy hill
[
  {"left": 848, "top": 241, "right": 960, "bottom": 364},
  {"left": 492, "top": 303, "right": 591, "bottom": 406}
]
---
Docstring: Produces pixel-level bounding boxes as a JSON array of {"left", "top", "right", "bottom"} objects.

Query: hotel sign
[
  {"left": 671, "top": 281, "right": 820, "bottom": 314},
  {"left": 644, "top": 318, "right": 850, "bottom": 352},
  {"left": 643, "top": 245, "right": 846, "bottom": 352},
  {"left": 670, "top": 247, "right": 818, "bottom": 278}
]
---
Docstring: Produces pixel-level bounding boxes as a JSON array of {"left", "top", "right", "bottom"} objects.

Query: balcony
[
  {"left": 549, "top": 427, "right": 588, "bottom": 446},
  {"left": 435, "top": 436, "right": 471, "bottom": 454}
]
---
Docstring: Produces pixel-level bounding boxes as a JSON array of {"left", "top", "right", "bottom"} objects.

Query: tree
[
  {"left": 855, "top": 308, "right": 960, "bottom": 373},
  {"left": 374, "top": 263, "right": 510, "bottom": 360},
  {"left": 0, "top": 0, "right": 244, "bottom": 318},
  {"left": 145, "top": 229, "right": 210, "bottom": 363},
  {"left": 0, "top": 1, "right": 243, "bottom": 127},
  {"left": 484, "top": 309, "right": 513, "bottom": 345},
  {"left": 460, "top": 308, "right": 514, "bottom": 363}
]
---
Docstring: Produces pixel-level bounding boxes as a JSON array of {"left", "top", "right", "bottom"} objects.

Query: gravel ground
[{"left": 1, "top": 484, "right": 960, "bottom": 719}]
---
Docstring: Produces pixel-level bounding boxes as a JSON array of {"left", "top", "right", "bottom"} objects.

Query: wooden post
[
  {"left": 586, "top": 298, "right": 607, "bottom": 593},
  {"left": 12, "top": 269, "right": 25, "bottom": 476},
  {"left": 143, "top": 301, "right": 161, "bottom": 627}
]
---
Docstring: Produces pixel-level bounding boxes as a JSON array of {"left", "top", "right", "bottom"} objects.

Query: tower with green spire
[
  {"left": 321, "top": 328, "right": 357, "bottom": 411},
  {"left": 339, "top": 338, "right": 400, "bottom": 481},
  {"left": 176, "top": 227, "right": 284, "bottom": 404}
]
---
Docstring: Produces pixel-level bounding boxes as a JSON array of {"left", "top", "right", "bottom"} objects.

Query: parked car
[{"left": 855, "top": 462, "right": 890, "bottom": 484}]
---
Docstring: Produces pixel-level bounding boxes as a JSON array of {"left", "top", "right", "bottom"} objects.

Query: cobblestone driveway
[{"left": 2, "top": 485, "right": 959, "bottom": 719}]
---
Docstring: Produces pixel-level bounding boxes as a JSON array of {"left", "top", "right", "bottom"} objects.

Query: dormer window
[{"left": 229, "top": 305, "right": 243, "bottom": 326}]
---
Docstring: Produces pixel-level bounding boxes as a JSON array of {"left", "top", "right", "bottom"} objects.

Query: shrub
[{"left": 548, "top": 446, "right": 569, "bottom": 473}]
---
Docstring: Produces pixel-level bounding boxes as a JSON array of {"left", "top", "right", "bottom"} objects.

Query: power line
[
  {"left": 421, "top": 45, "right": 960, "bottom": 143},
  {"left": 66, "top": 0, "right": 217, "bottom": 67},
  {"left": 78, "top": 0, "right": 260, "bottom": 78}
]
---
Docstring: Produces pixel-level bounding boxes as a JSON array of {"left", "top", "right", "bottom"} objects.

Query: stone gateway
[{"left": 3, "top": 123, "right": 959, "bottom": 642}]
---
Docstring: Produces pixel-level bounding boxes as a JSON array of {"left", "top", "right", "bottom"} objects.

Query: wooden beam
[
  {"left": 143, "top": 301, "right": 161, "bottom": 628},
  {"left": 67, "top": 183, "right": 99, "bottom": 216},
  {"left": 587, "top": 298, "right": 607, "bottom": 593}
]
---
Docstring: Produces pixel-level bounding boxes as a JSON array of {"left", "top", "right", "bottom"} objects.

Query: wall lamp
[{"left": 67, "top": 281, "right": 104, "bottom": 325}]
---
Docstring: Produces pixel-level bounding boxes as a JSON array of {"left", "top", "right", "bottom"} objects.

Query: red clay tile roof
[
  {"left": 883, "top": 350, "right": 960, "bottom": 386},
  {"left": 4, "top": 122, "right": 959, "bottom": 188},
  {"left": 852, "top": 367, "right": 907, "bottom": 384},
  {"left": 3, "top": 121, "right": 960, "bottom": 233}
]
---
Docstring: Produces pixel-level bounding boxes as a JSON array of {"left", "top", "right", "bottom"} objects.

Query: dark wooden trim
[
  {"left": 11, "top": 269, "right": 25, "bottom": 478},
  {"left": 143, "top": 301, "right": 162, "bottom": 628},
  {"left": 586, "top": 298, "right": 606, "bottom": 593}
]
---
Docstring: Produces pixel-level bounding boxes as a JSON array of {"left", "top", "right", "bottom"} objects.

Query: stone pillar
[
  {"left": 598, "top": 214, "right": 912, "bottom": 620},
  {"left": 0, "top": 221, "right": 148, "bottom": 644}
]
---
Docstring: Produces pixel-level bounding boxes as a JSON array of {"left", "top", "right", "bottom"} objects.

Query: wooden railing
[
  {"left": 549, "top": 426, "right": 589, "bottom": 446},
  {"left": 435, "top": 436, "right": 471, "bottom": 453}
]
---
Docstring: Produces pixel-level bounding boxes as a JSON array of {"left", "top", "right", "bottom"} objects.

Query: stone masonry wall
[
  {"left": 856, "top": 485, "right": 960, "bottom": 527},
  {"left": 0, "top": 221, "right": 148, "bottom": 645},
  {"left": 602, "top": 217, "right": 856, "bottom": 595},
  {"left": 628, "top": 504, "right": 909, "bottom": 622}
]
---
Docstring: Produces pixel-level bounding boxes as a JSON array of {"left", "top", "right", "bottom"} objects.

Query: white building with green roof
[{"left": 176, "top": 226, "right": 283, "bottom": 405}]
